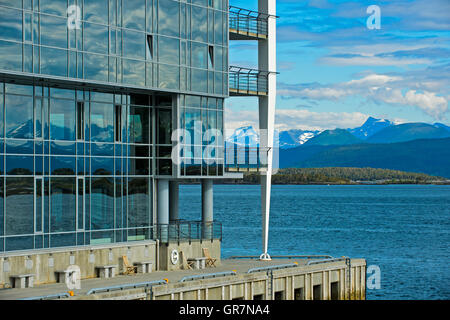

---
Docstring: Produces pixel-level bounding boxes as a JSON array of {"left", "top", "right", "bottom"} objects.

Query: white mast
[{"left": 258, "top": 0, "right": 276, "bottom": 261}]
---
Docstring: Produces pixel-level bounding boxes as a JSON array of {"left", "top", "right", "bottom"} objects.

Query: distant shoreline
[
  {"left": 180, "top": 180, "right": 450, "bottom": 186},
  {"left": 213, "top": 181, "right": 450, "bottom": 186},
  {"left": 180, "top": 167, "right": 450, "bottom": 185}
]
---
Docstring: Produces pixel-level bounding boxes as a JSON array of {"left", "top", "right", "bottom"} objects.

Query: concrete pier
[{"left": 0, "top": 239, "right": 366, "bottom": 300}]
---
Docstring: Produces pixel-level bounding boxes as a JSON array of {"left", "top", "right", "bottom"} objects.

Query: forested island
[{"left": 218, "top": 167, "right": 449, "bottom": 185}]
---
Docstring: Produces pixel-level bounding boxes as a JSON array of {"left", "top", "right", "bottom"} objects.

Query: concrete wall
[
  {"left": 0, "top": 239, "right": 221, "bottom": 287},
  {"left": 76, "top": 258, "right": 366, "bottom": 301},
  {"left": 0, "top": 241, "right": 157, "bottom": 287},
  {"left": 158, "top": 239, "right": 221, "bottom": 271},
  {"left": 154, "top": 258, "right": 366, "bottom": 300}
]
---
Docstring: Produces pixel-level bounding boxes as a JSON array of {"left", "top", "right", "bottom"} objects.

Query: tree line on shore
[{"left": 217, "top": 167, "right": 448, "bottom": 185}]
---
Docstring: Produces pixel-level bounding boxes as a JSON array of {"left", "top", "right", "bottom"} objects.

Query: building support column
[
  {"left": 201, "top": 179, "right": 213, "bottom": 239},
  {"left": 169, "top": 181, "right": 179, "bottom": 223},
  {"left": 157, "top": 180, "right": 169, "bottom": 241},
  {"left": 258, "top": 0, "right": 276, "bottom": 261}
]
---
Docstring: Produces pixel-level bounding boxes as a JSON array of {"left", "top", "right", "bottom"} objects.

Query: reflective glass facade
[
  {"left": 0, "top": 0, "right": 228, "bottom": 252},
  {"left": 0, "top": 81, "right": 183, "bottom": 251},
  {"left": 0, "top": 0, "right": 228, "bottom": 95},
  {"left": 179, "top": 94, "right": 224, "bottom": 176}
]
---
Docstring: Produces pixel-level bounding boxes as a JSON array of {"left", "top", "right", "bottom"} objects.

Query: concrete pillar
[
  {"left": 201, "top": 179, "right": 213, "bottom": 223},
  {"left": 258, "top": 0, "right": 276, "bottom": 261},
  {"left": 157, "top": 180, "right": 169, "bottom": 242},
  {"left": 169, "top": 181, "right": 179, "bottom": 222},
  {"left": 201, "top": 179, "right": 213, "bottom": 239}
]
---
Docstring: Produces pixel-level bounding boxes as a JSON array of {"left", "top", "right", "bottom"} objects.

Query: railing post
[{"left": 188, "top": 223, "right": 191, "bottom": 243}]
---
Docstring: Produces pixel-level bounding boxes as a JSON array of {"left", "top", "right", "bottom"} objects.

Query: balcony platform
[
  {"left": 229, "top": 66, "right": 274, "bottom": 97},
  {"left": 229, "top": 6, "right": 277, "bottom": 41},
  {"left": 229, "top": 28, "right": 268, "bottom": 40},
  {"left": 229, "top": 87, "right": 268, "bottom": 97}
]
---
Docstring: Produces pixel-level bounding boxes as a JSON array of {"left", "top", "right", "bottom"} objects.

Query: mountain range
[{"left": 225, "top": 117, "right": 450, "bottom": 178}]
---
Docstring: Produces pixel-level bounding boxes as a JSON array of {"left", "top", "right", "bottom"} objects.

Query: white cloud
[
  {"left": 224, "top": 106, "right": 369, "bottom": 132},
  {"left": 278, "top": 73, "right": 449, "bottom": 120},
  {"left": 274, "top": 109, "right": 369, "bottom": 131},
  {"left": 347, "top": 74, "right": 401, "bottom": 86},
  {"left": 321, "top": 55, "right": 431, "bottom": 67}
]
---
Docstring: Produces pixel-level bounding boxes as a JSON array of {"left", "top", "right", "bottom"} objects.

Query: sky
[{"left": 225, "top": 0, "right": 450, "bottom": 132}]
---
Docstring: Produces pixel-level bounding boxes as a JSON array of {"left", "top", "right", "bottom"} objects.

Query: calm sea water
[{"left": 179, "top": 184, "right": 450, "bottom": 300}]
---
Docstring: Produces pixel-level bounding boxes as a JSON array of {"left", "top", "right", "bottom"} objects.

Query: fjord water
[{"left": 179, "top": 184, "right": 450, "bottom": 300}]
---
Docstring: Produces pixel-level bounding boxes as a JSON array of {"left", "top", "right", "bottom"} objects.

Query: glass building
[{"left": 0, "top": 0, "right": 230, "bottom": 253}]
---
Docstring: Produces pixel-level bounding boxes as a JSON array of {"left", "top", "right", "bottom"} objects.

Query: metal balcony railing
[
  {"left": 229, "top": 66, "right": 270, "bottom": 96},
  {"left": 153, "top": 221, "right": 222, "bottom": 243},
  {"left": 225, "top": 146, "right": 269, "bottom": 173},
  {"left": 229, "top": 6, "right": 277, "bottom": 39}
]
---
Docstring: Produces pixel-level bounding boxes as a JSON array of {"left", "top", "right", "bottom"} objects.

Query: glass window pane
[
  {"left": 0, "top": 7, "right": 22, "bottom": 41},
  {"left": 90, "top": 91, "right": 114, "bottom": 103},
  {"left": 185, "top": 95, "right": 201, "bottom": 108},
  {"left": 50, "top": 177, "right": 76, "bottom": 232},
  {"left": 191, "top": 69, "right": 207, "bottom": 93},
  {"left": 158, "top": 0, "right": 179, "bottom": 37},
  {"left": 51, "top": 87, "right": 75, "bottom": 99},
  {"left": 50, "top": 233, "right": 76, "bottom": 248},
  {"left": 115, "top": 178, "right": 122, "bottom": 228},
  {"left": 84, "top": 53, "right": 108, "bottom": 82},
  {"left": 83, "top": 0, "right": 108, "bottom": 24},
  {"left": 40, "top": 47, "right": 67, "bottom": 77},
  {"left": 5, "top": 94, "right": 33, "bottom": 139},
  {"left": 128, "top": 158, "right": 149, "bottom": 175},
  {"left": 123, "top": 0, "right": 145, "bottom": 31},
  {"left": 5, "top": 83, "right": 33, "bottom": 96},
  {"left": 128, "top": 106, "right": 150, "bottom": 144},
  {"left": 5, "top": 236, "right": 33, "bottom": 251},
  {"left": 91, "top": 177, "right": 114, "bottom": 230},
  {"left": 158, "top": 109, "right": 172, "bottom": 145},
  {"left": 157, "top": 64, "right": 179, "bottom": 90},
  {"left": 40, "top": 0, "right": 67, "bottom": 16},
  {"left": 40, "top": 14, "right": 67, "bottom": 48},
  {"left": 6, "top": 139, "right": 34, "bottom": 154},
  {"left": 215, "top": 72, "right": 223, "bottom": 94},
  {"left": 6, "top": 155, "right": 33, "bottom": 175},
  {"left": 50, "top": 99, "right": 76, "bottom": 140},
  {"left": 122, "top": 29, "right": 145, "bottom": 59},
  {"left": 122, "top": 59, "right": 145, "bottom": 86},
  {"left": 91, "top": 102, "right": 114, "bottom": 142},
  {"left": 127, "top": 178, "right": 150, "bottom": 228},
  {"left": 5, "top": 178, "right": 34, "bottom": 235},
  {"left": 83, "top": 22, "right": 108, "bottom": 54},
  {"left": 35, "top": 179, "right": 43, "bottom": 233},
  {"left": 214, "top": 46, "right": 223, "bottom": 71},
  {"left": 51, "top": 156, "right": 76, "bottom": 175},
  {"left": 158, "top": 36, "right": 179, "bottom": 65},
  {"left": 191, "top": 42, "right": 207, "bottom": 69},
  {"left": 91, "top": 157, "right": 114, "bottom": 175},
  {"left": 0, "top": 40, "right": 22, "bottom": 72},
  {"left": 50, "top": 141, "right": 76, "bottom": 155},
  {"left": 214, "top": 10, "right": 223, "bottom": 45},
  {"left": 91, "top": 142, "right": 114, "bottom": 156},
  {"left": 35, "top": 98, "right": 42, "bottom": 138},
  {"left": 192, "top": 6, "right": 207, "bottom": 42},
  {"left": 0, "top": 0, "right": 21, "bottom": 9}
]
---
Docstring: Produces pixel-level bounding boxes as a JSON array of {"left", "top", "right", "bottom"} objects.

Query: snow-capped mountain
[
  {"left": 225, "top": 125, "right": 259, "bottom": 147},
  {"left": 225, "top": 117, "right": 450, "bottom": 150},
  {"left": 277, "top": 129, "right": 320, "bottom": 149},
  {"left": 347, "top": 116, "right": 394, "bottom": 140},
  {"left": 225, "top": 126, "right": 319, "bottom": 149}
]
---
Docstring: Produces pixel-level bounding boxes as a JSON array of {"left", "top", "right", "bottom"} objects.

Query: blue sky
[{"left": 225, "top": 0, "right": 450, "bottom": 131}]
